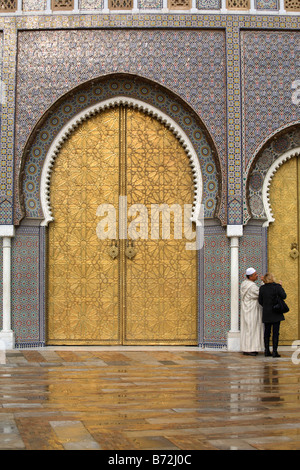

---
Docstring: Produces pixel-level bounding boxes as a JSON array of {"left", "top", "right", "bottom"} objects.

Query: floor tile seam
[
  {"left": 2, "top": 362, "right": 272, "bottom": 376},
  {"left": 205, "top": 439, "right": 259, "bottom": 450},
  {"left": 11, "top": 418, "right": 300, "bottom": 436},
  {"left": 49, "top": 420, "right": 102, "bottom": 450},
  {"left": 195, "top": 422, "right": 300, "bottom": 435},
  {"left": 123, "top": 428, "right": 218, "bottom": 438}
]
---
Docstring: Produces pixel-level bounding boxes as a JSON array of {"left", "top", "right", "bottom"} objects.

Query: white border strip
[{"left": 40, "top": 96, "right": 203, "bottom": 226}]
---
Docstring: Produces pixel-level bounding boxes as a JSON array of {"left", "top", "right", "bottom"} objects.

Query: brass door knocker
[
  {"left": 290, "top": 242, "right": 299, "bottom": 260},
  {"left": 108, "top": 240, "right": 119, "bottom": 259},
  {"left": 125, "top": 240, "right": 137, "bottom": 260}
]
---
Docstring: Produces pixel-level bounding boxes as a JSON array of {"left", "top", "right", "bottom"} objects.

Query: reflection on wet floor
[{"left": 0, "top": 347, "right": 300, "bottom": 450}]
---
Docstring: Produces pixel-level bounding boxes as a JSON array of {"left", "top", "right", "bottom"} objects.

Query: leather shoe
[{"left": 272, "top": 352, "right": 281, "bottom": 358}]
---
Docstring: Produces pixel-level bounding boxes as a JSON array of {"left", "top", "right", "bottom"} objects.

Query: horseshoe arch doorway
[{"left": 46, "top": 104, "right": 199, "bottom": 345}]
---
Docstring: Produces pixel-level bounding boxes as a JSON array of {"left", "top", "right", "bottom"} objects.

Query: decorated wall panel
[
  {"left": 0, "top": 229, "right": 42, "bottom": 346},
  {"left": 196, "top": 0, "right": 221, "bottom": 8},
  {"left": 15, "top": 29, "right": 227, "bottom": 223},
  {"left": 202, "top": 226, "right": 230, "bottom": 348},
  {"left": 201, "top": 225, "right": 266, "bottom": 348},
  {"left": 247, "top": 126, "right": 300, "bottom": 222},
  {"left": 239, "top": 226, "right": 267, "bottom": 286},
  {"left": 239, "top": 226, "right": 267, "bottom": 334},
  {"left": 0, "top": 13, "right": 300, "bottom": 348},
  {"left": 255, "top": 0, "right": 278, "bottom": 8},
  {"left": 0, "top": 30, "right": 10, "bottom": 225},
  {"left": 79, "top": 0, "right": 104, "bottom": 8},
  {"left": 241, "top": 31, "right": 300, "bottom": 175},
  {"left": 22, "top": 0, "right": 47, "bottom": 10},
  {"left": 11, "top": 226, "right": 45, "bottom": 348},
  {"left": 0, "top": 0, "right": 287, "bottom": 9},
  {"left": 138, "top": 0, "right": 162, "bottom": 7},
  {"left": 19, "top": 75, "right": 221, "bottom": 226}
]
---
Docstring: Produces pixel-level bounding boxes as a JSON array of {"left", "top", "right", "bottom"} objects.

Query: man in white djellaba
[{"left": 240, "top": 267, "right": 264, "bottom": 356}]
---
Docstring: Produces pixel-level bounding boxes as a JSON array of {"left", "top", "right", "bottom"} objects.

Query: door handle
[
  {"left": 108, "top": 240, "right": 119, "bottom": 259},
  {"left": 290, "top": 242, "right": 299, "bottom": 260},
  {"left": 125, "top": 240, "right": 137, "bottom": 260}
]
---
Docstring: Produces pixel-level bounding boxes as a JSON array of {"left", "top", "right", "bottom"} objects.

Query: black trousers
[{"left": 264, "top": 321, "right": 281, "bottom": 351}]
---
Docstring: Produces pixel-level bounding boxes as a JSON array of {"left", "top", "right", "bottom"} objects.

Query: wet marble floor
[{"left": 0, "top": 347, "right": 300, "bottom": 450}]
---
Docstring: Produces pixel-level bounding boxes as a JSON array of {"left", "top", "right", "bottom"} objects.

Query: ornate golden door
[
  {"left": 268, "top": 156, "right": 300, "bottom": 344},
  {"left": 47, "top": 106, "right": 198, "bottom": 345}
]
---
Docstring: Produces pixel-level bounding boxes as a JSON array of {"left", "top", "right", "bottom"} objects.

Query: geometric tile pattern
[
  {"left": 138, "top": 0, "right": 163, "bottom": 7},
  {"left": 201, "top": 225, "right": 266, "bottom": 347},
  {"left": 241, "top": 30, "right": 300, "bottom": 223},
  {"left": 11, "top": 230, "right": 39, "bottom": 345},
  {"left": 21, "top": 0, "right": 234, "bottom": 7},
  {"left": 19, "top": 75, "right": 221, "bottom": 224},
  {"left": 15, "top": 28, "right": 226, "bottom": 224},
  {"left": 1, "top": 13, "right": 299, "bottom": 228},
  {"left": 239, "top": 225, "right": 267, "bottom": 295},
  {"left": 22, "top": 0, "right": 46, "bottom": 10},
  {"left": 226, "top": 23, "right": 243, "bottom": 224},
  {"left": 8, "top": 223, "right": 232, "bottom": 348},
  {"left": 246, "top": 126, "right": 300, "bottom": 223},
  {"left": 197, "top": 0, "right": 221, "bottom": 7},
  {"left": 0, "top": 26, "right": 15, "bottom": 225},
  {"left": 241, "top": 31, "right": 300, "bottom": 174},
  {"left": 79, "top": 0, "right": 104, "bottom": 8},
  {"left": 11, "top": 226, "right": 45, "bottom": 348},
  {"left": 239, "top": 226, "right": 267, "bottom": 333},
  {"left": 0, "top": 12, "right": 300, "bottom": 347},
  {"left": 6, "top": 0, "right": 283, "bottom": 8},
  {"left": 202, "top": 226, "right": 230, "bottom": 348},
  {"left": 256, "top": 0, "right": 278, "bottom": 8}
]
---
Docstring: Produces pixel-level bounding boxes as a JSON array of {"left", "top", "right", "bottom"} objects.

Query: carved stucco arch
[
  {"left": 262, "top": 147, "right": 300, "bottom": 227},
  {"left": 40, "top": 96, "right": 203, "bottom": 226}
]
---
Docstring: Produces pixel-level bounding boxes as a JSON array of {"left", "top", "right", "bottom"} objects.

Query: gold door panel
[
  {"left": 48, "top": 106, "right": 198, "bottom": 345},
  {"left": 125, "top": 108, "right": 197, "bottom": 344},
  {"left": 48, "top": 108, "right": 120, "bottom": 344},
  {"left": 268, "top": 156, "right": 299, "bottom": 344}
]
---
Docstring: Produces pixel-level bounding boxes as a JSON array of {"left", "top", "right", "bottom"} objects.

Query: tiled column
[
  {"left": 0, "top": 225, "right": 15, "bottom": 349},
  {"left": 0, "top": 22, "right": 17, "bottom": 349},
  {"left": 226, "top": 24, "right": 243, "bottom": 225},
  {"left": 225, "top": 20, "right": 243, "bottom": 351},
  {"left": 0, "top": 22, "right": 17, "bottom": 225},
  {"left": 227, "top": 225, "right": 243, "bottom": 351}
]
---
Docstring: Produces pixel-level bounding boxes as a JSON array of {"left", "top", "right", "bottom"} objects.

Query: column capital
[
  {"left": 226, "top": 225, "right": 243, "bottom": 238},
  {"left": 0, "top": 225, "right": 15, "bottom": 237}
]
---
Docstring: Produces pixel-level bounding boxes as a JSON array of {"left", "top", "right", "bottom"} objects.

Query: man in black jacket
[{"left": 259, "top": 273, "right": 287, "bottom": 358}]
